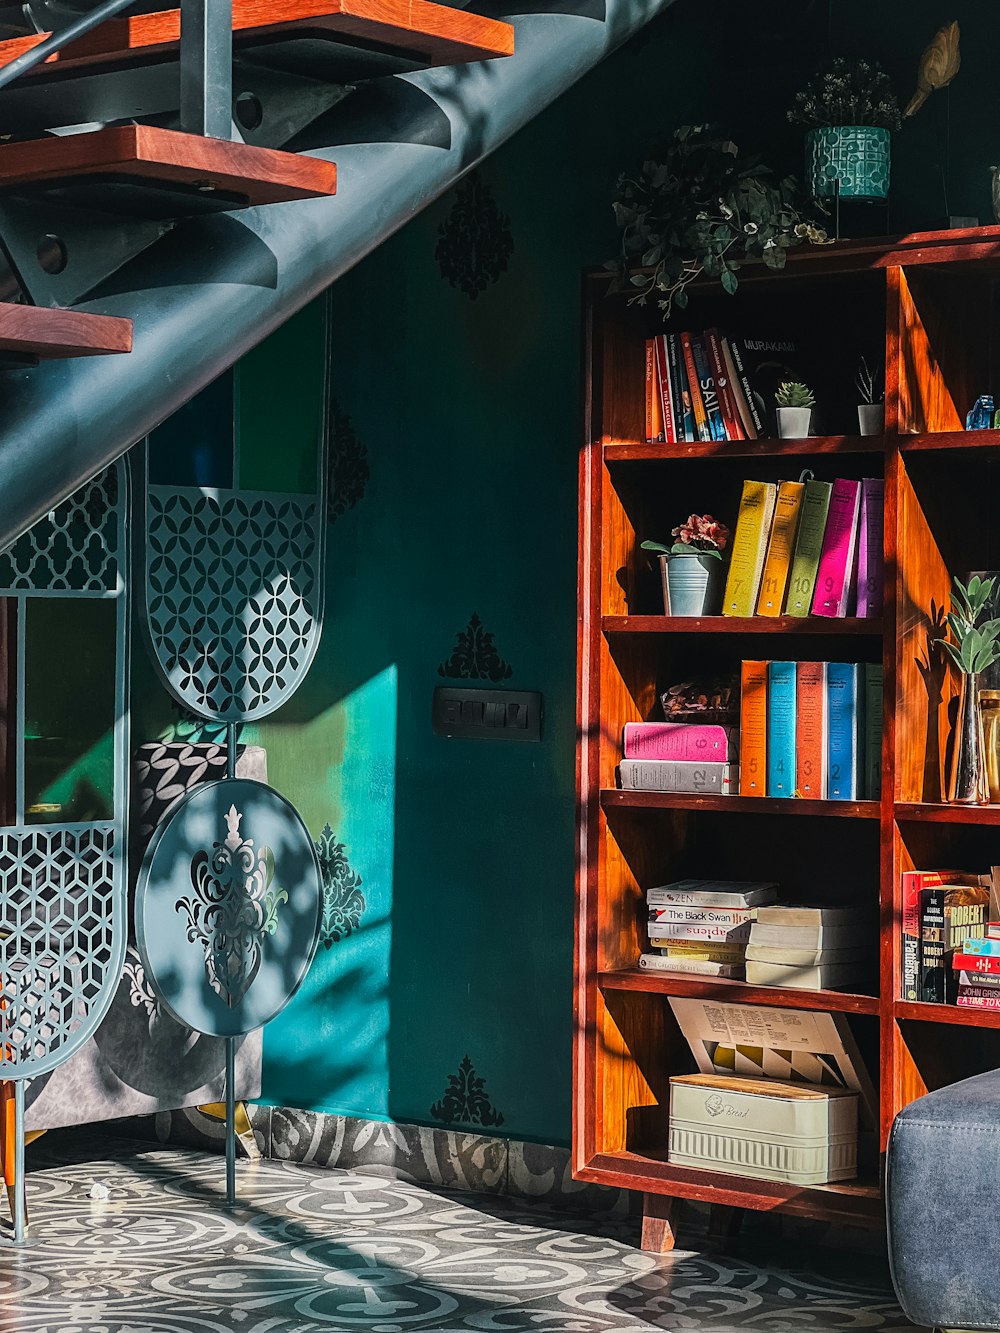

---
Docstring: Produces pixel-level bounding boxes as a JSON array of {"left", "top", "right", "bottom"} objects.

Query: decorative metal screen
[{"left": 0, "top": 463, "right": 129, "bottom": 1080}]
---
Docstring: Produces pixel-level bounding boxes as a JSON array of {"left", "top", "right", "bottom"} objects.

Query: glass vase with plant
[
  {"left": 641, "top": 514, "right": 731, "bottom": 617},
  {"left": 789, "top": 57, "right": 903, "bottom": 202},
  {"left": 942, "top": 575, "right": 1000, "bottom": 803}
]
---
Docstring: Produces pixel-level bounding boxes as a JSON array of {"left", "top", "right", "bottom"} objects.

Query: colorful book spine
[
  {"left": 957, "top": 936, "right": 1000, "bottom": 956},
  {"left": 654, "top": 334, "right": 676, "bottom": 444},
  {"left": 756, "top": 480, "right": 805, "bottom": 615},
  {"left": 644, "top": 340, "right": 656, "bottom": 443},
  {"left": 856, "top": 478, "right": 884, "bottom": 617},
  {"left": 667, "top": 334, "right": 694, "bottom": 442},
  {"left": 721, "top": 336, "right": 754, "bottom": 439},
  {"left": 767, "top": 660, "right": 797, "bottom": 797},
  {"left": 648, "top": 906, "right": 754, "bottom": 926},
  {"left": 645, "top": 920, "right": 753, "bottom": 943},
  {"left": 617, "top": 760, "right": 737, "bottom": 794},
  {"left": 681, "top": 332, "right": 711, "bottom": 442},
  {"left": 827, "top": 662, "right": 862, "bottom": 800},
  {"left": 784, "top": 479, "right": 833, "bottom": 616},
  {"left": 919, "top": 887, "right": 948, "bottom": 1003},
  {"left": 691, "top": 332, "right": 724, "bottom": 441},
  {"left": 622, "top": 723, "right": 736, "bottom": 762},
  {"left": 705, "top": 329, "right": 742, "bottom": 441},
  {"left": 723, "top": 481, "right": 778, "bottom": 617},
  {"left": 957, "top": 987, "right": 1000, "bottom": 1009},
  {"left": 901, "top": 871, "right": 949, "bottom": 1000},
  {"left": 638, "top": 954, "right": 745, "bottom": 977},
  {"left": 739, "top": 659, "right": 769, "bottom": 796},
  {"left": 727, "top": 338, "right": 766, "bottom": 436},
  {"left": 795, "top": 660, "right": 827, "bottom": 799},
  {"left": 864, "top": 663, "right": 883, "bottom": 800},
  {"left": 811, "top": 478, "right": 862, "bottom": 617},
  {"left": 955, "top": 951, "right": 1000, "bottom": 975}
]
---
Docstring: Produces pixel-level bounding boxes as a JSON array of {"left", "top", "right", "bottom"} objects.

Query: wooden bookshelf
[{"left": 575, "top": 224, "right": 1000, "bottom": 1249}]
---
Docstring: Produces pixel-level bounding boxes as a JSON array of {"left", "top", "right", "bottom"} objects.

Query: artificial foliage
[
  {"left": 611, "top": 126, "right": 828, "bottom": 319},
  {"left": 775, "top": 381, "right": 815, "bottom": 409},
  {"left": 943, "top": 576, "right": 1000, "bottom": 676},
  {"left": 788, "top": 57, "right": 903, "bottom": 131}
]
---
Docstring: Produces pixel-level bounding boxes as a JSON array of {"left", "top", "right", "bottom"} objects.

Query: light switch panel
[{"left": 432, "top": 686, "right": 542, "bottom": 741}]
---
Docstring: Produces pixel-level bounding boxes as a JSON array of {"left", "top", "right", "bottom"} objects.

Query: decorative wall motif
[
  {"left": 145, "top": 488, "right": 322, "bottom": 722},
  {"left": 315, "top": 824, "right": 365, "bottom": 947},
  {"left": 121, "top": 947, "right": 159, "bottom": 1022},
  {"left": 435, "top": 174, "right": 514, "bottom": 299},
  {"left": 431, "top": 1055, "right": 505, "bottom": 1129},
  {"left": 326, "top": 398, "right": 370, "bottom": 523},
  {"left": 0, "top": 465, "right": 120, "bottom": 593},
  {"left": 438, "top": 613, "right": 513, "bottom": 682},
  {"left": 178, "top": 804, "right": 286, "bottom": 1009}
]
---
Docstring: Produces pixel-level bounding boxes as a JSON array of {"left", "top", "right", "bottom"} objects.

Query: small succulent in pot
[
  {"left": 856, "top": 356, "right": 885, "bottom": 435},
  {"left": 642, "top": 515, "right": 731, "bottom": 617},
  {"left": 775, "top": 381, "right": 815, "bottom": 439}
]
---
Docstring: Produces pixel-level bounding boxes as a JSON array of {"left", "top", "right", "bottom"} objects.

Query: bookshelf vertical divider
[{"left": 574, "top": 226, "right": 1000, "bottom": 1246}]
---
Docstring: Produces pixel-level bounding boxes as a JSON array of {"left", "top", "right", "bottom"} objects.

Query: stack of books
[
  {"left": 644, "top": 330, "right": 800, "bottom": 443},
  {"left": 639, "top": 879, "right": 778, "bottom": 977},
  {"left": 900, "top": 868, "right": 991, "bottom": 1002},
  {"left": 745, "top": 904, "right": 871, "bottom": 991},
  {"left": 740, "top": 659, "right": 882, "bottom": 800},
  {"left": 723, "top": 476, "right": 883, "bottom": 619},
  {"left": 618, "top": 721, "right": 738, "bottom": 794},
  {"left": 953, "top": 925, "right": 1000, "bottom": 1009}
]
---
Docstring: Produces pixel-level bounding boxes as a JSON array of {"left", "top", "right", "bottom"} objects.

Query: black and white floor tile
[{"left": 0, "top": 1136, "right": 918, "bottom": 1332}]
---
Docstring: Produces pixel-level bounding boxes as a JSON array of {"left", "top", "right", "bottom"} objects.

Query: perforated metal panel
[{"left": 0, "top": 463, "right": 128, "bottom": 1080}]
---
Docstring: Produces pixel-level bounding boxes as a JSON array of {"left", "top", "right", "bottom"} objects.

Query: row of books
[
  {"left": 639, "top": 880, "right": 871, "bottom": 991},
  {"left": 723, "top": 476, "right": 883, "bottom": 619},
  {"left": 901, "top": 868, "right": 994, "bottom": 1005},
  {"left": 740, "top": 660, "right": 883, "bottom": 801},
  {"left": 644, "top": 331, "right": 793, "bottom": 443}
]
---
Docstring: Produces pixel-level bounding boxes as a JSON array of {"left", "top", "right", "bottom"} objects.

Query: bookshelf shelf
[
  {"left": 894, "top": 1000, "right": 1000, "bottom": 1029},
  {"left": 576, "top": 226, "right": 1000, "bottom": 1248},
  {"left": 602, "top": 614, "right": 883, "bottom": 636},
  {"left": 598, "top": 968, "right": 880, "bottom": 1015},
  {"left": 600, "top": 790, "right": 880, "bottom": 819}
]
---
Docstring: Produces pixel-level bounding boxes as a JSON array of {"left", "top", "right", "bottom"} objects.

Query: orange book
[
  {"left": 645, "top": 340, "right": 663, "bottom": 442},
  {"left": 739, "top": 659, "right": 769, "bottom": 795},
  {"left": 795, "top": 661, "right": 827, "bottom": 799},
  {"left": 680, "top": 332, "right": 711, "bottom": 442},
  {"left": 756, "top": 480, "right": 805, "bottom": 615}
]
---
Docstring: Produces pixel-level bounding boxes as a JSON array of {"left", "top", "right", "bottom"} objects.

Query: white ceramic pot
[
  {"left": 776, "top": 406, "right": 813, "bottom": 439},
  {"left": 858, "top": 403, "right": 884, "bottom": 436}
]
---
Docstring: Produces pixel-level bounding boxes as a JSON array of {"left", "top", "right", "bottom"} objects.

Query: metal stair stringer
[{"left": 0, "top": 0, "right": 674, "bottom": 551}]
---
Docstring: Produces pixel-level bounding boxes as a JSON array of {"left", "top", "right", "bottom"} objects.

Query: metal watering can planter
[
  {"left": 658, "top": 551, "right": 726, "bottom": 617},
  {"left": 806, "top": 125, "right": 891, "bottom": 201}
]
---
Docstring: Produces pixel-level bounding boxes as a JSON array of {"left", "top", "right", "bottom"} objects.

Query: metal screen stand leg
[
  {"left": 179, "top": 0, "right": 234, "bottom": 140},
  {"left": 225, "top": 1036, "right": 236, "bottom": 1206},
  {"left": 13, "top": 1080, "right": 25, "bottom": 1244}
]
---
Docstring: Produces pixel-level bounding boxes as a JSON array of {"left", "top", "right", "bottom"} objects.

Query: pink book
[
  {"left": 623, "top": 723, "right": 736, "bottom": 762},
  {"left": 811, "top": 478, "right": 862, "bottom": 617},
  {"left": 654, "top": 335, "right": 676, "bottom": 443},
  {"left": 856, "top": 478, "right": 884, "bottom": 618}
]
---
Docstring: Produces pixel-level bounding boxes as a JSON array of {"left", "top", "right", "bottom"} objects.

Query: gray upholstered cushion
[{"left": 887, "top": 1069, "right": 1000, "bottom": 1329}]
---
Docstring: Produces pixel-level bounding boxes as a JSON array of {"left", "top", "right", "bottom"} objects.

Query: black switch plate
[{"left": 433, "top": 686, "right": 542, "bottom": 741}]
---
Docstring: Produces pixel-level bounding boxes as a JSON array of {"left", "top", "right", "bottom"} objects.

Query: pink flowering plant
[{"left": 642, "top": 513, "right": 731, "bottom": 561}]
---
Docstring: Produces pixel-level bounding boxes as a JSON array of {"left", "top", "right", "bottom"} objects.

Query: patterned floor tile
[{"left": 0, "top": 1137, "right": 916, "bottom": 1332}]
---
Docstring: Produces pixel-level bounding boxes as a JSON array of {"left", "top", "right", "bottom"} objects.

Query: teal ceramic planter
[
  {"left": 659, "top": 552, "right": 725, "bottom": 617},
  {"left": 806, "top": 125, "right": 890, "bottom": 200}
]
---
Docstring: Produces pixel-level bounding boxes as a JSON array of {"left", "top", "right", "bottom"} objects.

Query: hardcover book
[
  {"left": 785, "top": 479, "right": 833, "bottom": 615},
  {"left": 812, "top": 479, "right": 862, "bottom": 617},
  {"left": 827, "top": 663, "right": 862, "bottom": 800},
  {"left": 757, "top": 481, "right": 805, "bottom": 615},
  {"left": 796, "top": 660, "right": 827, "bottom": 799},
  {"left": 864, "top": 664, "right": 883, "bottom": 800},
  {"left": 617, "top": 759, "right": 737, "bottom": 794},
  {"left": 739, "top": 659, "right": 769, "bottom": 795},
  {"left": 654, "top": 334, "right": 676, "bottom": 444},
  {"left": 767, "top": 660, "right": 797, "bottom": 797},
  {"left": 622, "top": 722, "right": 736, "bottom": 762},
  {"left": 856, "top": 478, "right": 884, "bottom": 617},
  {"left": 724, "top": 482, "right": 778, "bottom": 616}
]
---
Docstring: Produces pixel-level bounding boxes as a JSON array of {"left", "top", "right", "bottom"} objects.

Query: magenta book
[
  {"left": 811, "top": 478, "right": 862, "bottom": 617},
  {"left": 856, "top": 478, "right": 884, "bottom": 618},
  {"left": 622, "top": 722, "right": 736, "bottom": 762}
]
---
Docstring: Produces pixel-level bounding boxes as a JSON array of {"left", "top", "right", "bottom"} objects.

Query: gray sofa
[{"left": 887, "top": 1070, "right": 1000, "bottom": 1330}]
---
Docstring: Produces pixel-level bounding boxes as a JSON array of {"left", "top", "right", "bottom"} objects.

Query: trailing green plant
[
  {"left": 641, "top": 513, "right": 731, "bottom": 561},
  {"left": 788, "top": 57, "right": 903, "bottom": 131},
  {"left": 856, "top": 356, "right": 884, "bottom": 403},
  {"left": 775, "top": 381, "right": 815, "bottom": 409},
  {"left": 610, "top": 125, "right": 828, "bottom": 319},
  {"left": 942, "top": 575, "right": 1000, "bottom": 675}
]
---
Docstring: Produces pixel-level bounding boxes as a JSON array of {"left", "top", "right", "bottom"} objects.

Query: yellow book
[
  {"left": 723, "top": 481, "right": 777, "bottom": 616},
  {"left": 756, "top": 480, "right": 805, "bottom": 615},
  {"left": 739, "top": 659, "right": 769, "bottom": 795},
  {"left": 649, "top": 943, "right": 746, "bottom": 962}
]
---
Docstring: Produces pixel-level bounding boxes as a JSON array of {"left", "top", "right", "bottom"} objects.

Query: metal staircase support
[{"left": 0, "top": 0, "right": 674, "bottom": 551}]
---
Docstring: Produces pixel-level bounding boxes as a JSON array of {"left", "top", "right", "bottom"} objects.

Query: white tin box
[{"left": 668, "top": 1073, "right": 858, "bottom": 1185}]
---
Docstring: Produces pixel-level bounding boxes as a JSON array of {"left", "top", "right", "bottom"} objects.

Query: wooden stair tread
[
  {"left": 0, "top": 0, "right": 514, "bottom": 79},
  {"left": 0, "top": 124, "right": 337, "bottom": 209},
  {"left": 0, "top": 302, "right": 132, "bottom": 357}
]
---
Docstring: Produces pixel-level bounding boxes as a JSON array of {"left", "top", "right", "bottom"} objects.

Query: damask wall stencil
[
  {"left": 435, "top": 173, "right": 514, "bottom": 300},
  {"left": 326, "top": 398, "right": 370, "bottom": 523},
  {"left": 438, "top": 613, "right": 513, "bottom": 682},
  {"left": 431, "top": 1055, "right": 505, "bottom": 1129},
  {"left": 315, "top": 824, "right": 365, "bottom": 947}
]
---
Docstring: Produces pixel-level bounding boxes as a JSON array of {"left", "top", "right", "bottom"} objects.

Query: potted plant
[
  {"left": 641, "top": 514, "right": 731, "bottom": 617},
  {"left": 775, "top": 382, "right": 815, "bottom": 438},
  {"left": 942, "top": 575, "right": 1000, "bottom": 804},
  {"left": 611, "top": 126, "right": 828, "bottom": 319},
  {"left": 856, "top": 356, "right": 884, "bottom": 435},
  {"left": 789, "top": 58, "right": 903, "bottom": 203}
]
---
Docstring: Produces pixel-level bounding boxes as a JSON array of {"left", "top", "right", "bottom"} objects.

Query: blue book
[
  {"left": 767, "top": 660, "right": 797, "bottom": 798},
  {"left": 691, "top": 336, "right": 726, "bottom": 441},
  {"left": 958, "top": 937, "right": 1000, "bottom": 956},
  {"left": 827, "top": 663, "right": 863, "bottom": 800}
]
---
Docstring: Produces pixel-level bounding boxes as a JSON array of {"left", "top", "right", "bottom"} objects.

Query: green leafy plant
[
  {"left": 610, "top": 126, "right": 828, "bottom": 319},
  {"left": 856, "top": 356, "right": 884, "bottom": 404},
  {"left": 775, "top": 381, "right": 815, "bottom": 409},
  {"left": 641, "top": 513, "right": 731, "bottom": 561},
  {"left": 788, "top": 57, "right": 903, "bottom": 130},
  {"left": 942, "top": 575, "right": 1000, "bottom": 675}
]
